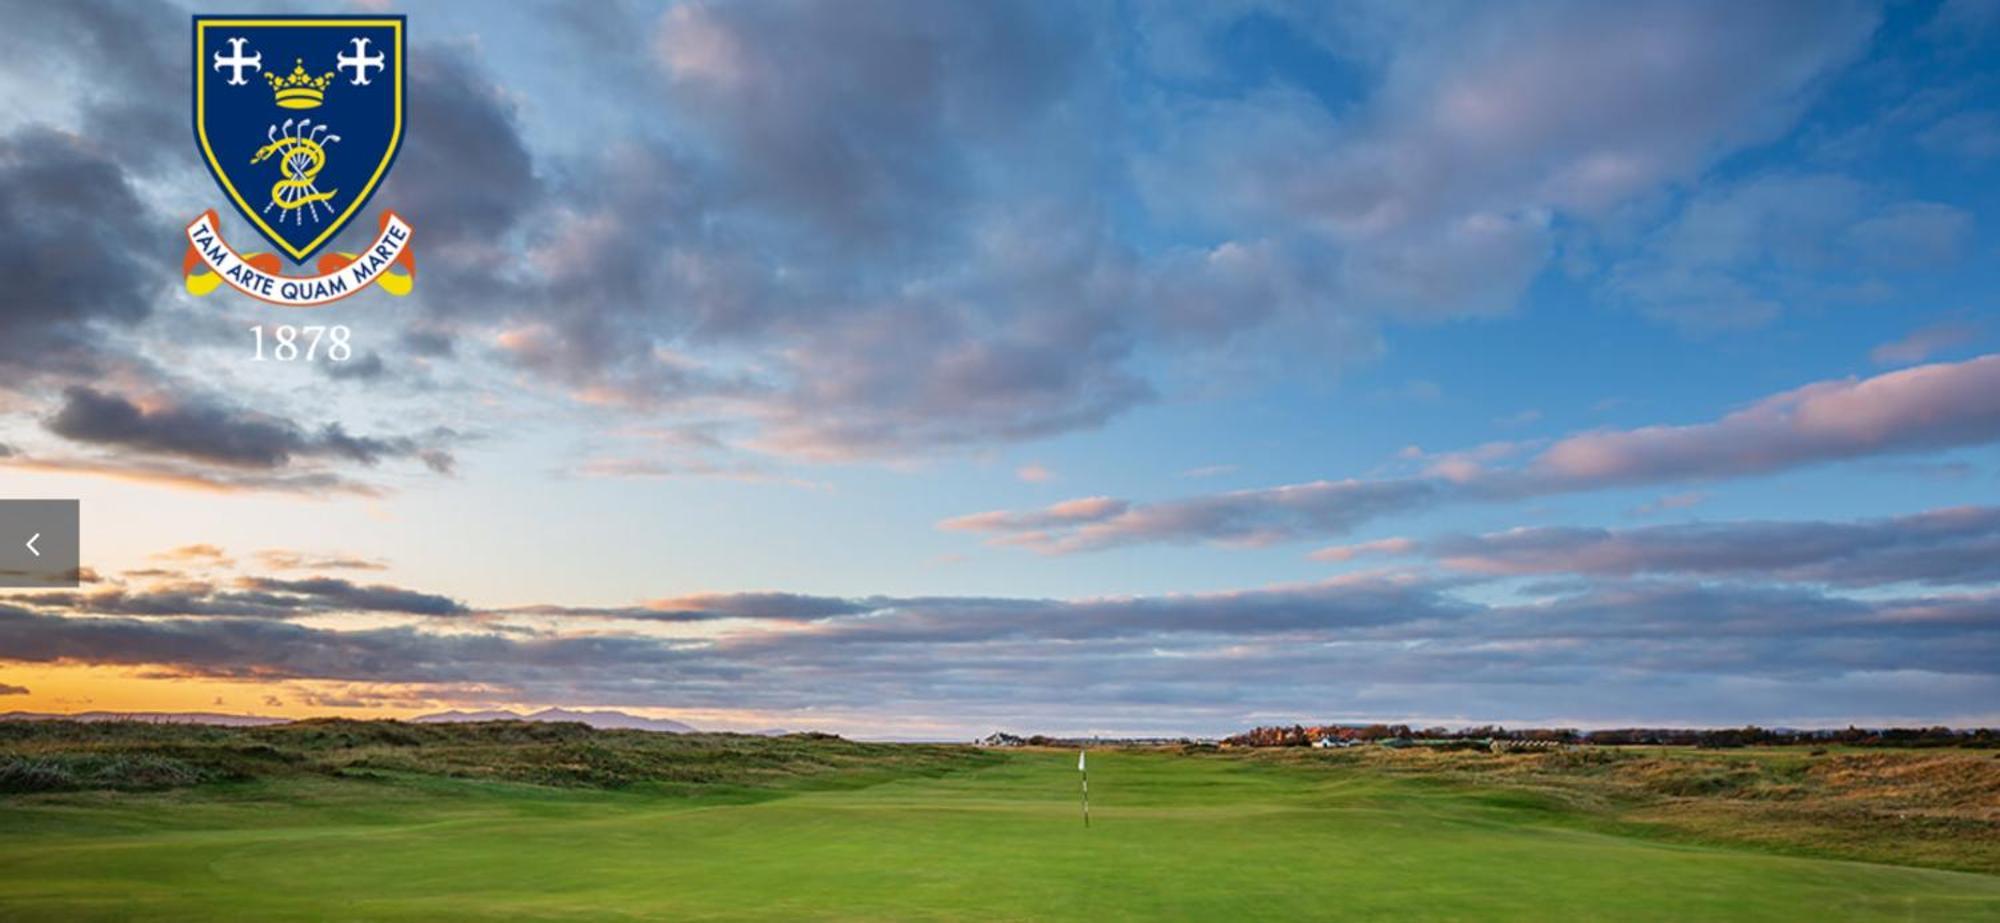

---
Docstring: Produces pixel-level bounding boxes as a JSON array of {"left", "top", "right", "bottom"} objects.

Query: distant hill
[
  {"left": 0, "top": 711, "right": 288, "bottom": 727},
  {"left": 412, "top": 707, "right": 697, "bottom": 734}
]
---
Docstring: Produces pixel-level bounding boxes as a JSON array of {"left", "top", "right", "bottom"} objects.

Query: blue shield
[{"left": 194, "top": 16, "right": 405, "bottom": 264}]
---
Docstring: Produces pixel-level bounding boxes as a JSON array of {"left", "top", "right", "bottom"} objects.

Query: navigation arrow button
[{"left": 1, "top": 500, "right": 77, "bottom": 587}]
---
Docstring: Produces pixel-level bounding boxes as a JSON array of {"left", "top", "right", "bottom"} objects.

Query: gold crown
[{"left": 264, "top": 59, "right": 335, "bottom": 109}]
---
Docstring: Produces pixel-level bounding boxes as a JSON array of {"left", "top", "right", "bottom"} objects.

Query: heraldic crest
[{"left": 187, "top": 16, "right": 414, "bottom": 306}]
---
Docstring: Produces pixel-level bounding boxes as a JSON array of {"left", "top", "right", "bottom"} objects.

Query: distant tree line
[{"left": 1223, "top": 724, "right": 1999, "bottom": 749}]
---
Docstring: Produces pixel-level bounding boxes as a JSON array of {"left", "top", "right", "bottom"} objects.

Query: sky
[{"left": 0, "top": 0, "right": 1996, "bottom": 738}]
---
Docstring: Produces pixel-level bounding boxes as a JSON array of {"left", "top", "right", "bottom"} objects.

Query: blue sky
[{"left": 0, "top": 0, "right": 1995, "bottom": 736}]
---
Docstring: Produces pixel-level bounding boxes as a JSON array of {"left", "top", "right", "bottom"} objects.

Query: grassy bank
[
  {"left": 0, "top": 719, "right": 997, "bottom": 796},
  {"left": 1223, "top": 743, "right": 2000, "bottom": 874}
]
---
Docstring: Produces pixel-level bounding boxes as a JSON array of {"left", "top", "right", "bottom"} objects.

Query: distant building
[
  {"left": 975, "top": 732, "right": 1026, "bottom": 747},
  {"left": 1311, "top": 736, "right": 1356, "bottom": 749}
]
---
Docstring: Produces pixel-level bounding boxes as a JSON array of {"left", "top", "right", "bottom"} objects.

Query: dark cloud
[
  {"left": 235, "top": 577, "right": 467, "bottom": 618},
  {"left": 6, "top": 568, "right": 1994, "bottom": 732},
  {"left": 320, "top": 353, "right": 387, "bottom": 382},
  {"left": 0, "top": 683, "right": 28, "bottom": 696},
  {"left": 399, "top": 327, "right": 457, "bottom": 358},
  {"left": 0, "top": 0, "right": 180, "bottom": 171},
  {"left": 0, "top": 0, "right": 186, "bottom": 394},
  {"left": 0, "top": 606, "right": 682, "bottom": 687},
  {"left": 44, "top": 386, "right": 454, "bottom": 473},
  {"left": 15, "top": 576, "right": 466, "bottom": 620},
  {"left": 15, "top": 588, "right": 304, "bottom": 620},
  {"left": 365, "top": 43, "right": 543, "bottom": 305},
  {"left": 0, "top": 130, "right": 165, "bottom": 381}
]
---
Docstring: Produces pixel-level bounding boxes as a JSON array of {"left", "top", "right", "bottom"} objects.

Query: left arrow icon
[{"left": 0, "top": 501, "right": 76, "bottom": 587}]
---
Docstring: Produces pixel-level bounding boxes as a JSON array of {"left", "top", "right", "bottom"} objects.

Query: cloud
[
  {"left": 0, "top": 2, "right": 485, "bottom": 500},
  {"left": 253, "top": 551, "right": 387, "bottom": 572},
  {"left": 568, "top": 454, "right": 823, "bottom": 489},
  {"left": 950, "top": 479, "right": 1442, "bottom": 554},
  {"left": 1015, "top": 463, "right": 1057, "bottom": 484},
  {"left": 1525, "top": 353, "right": 2000, "bottom": 488},
  {"left": 0, "top": 129, "right": 165, "bottom": 383},
  {"left": 1628, "top": 491, "right": 1709, "bottom": 517},
  {"left": 1872, "top": 320, "right": 1983, "bottom": 366},
  {"left": 1604, "top": 174, "right": 1973, "bottom": 332},
  {"left": 133, "top": 0, "right": 1867, "bottom": 466},
  {"left": 321, "top": 353, "right": 388, "bottom": 382},
  {"left": 639, "top": 592, "right": 875, "bottom": 622},
  {"left": 3, "top": 565, "right": 1994, "bottom": 732},
  {"left": 0, "top": 683, "right": 27, "bottom": 696},
  {"left": 1308, "top": 537, "right": 1418, "bottom": 563},
  {"left": 353, "top": 41, "right": 545, "bottom": 310},
  {"left": 0, "top": 0, "right": 1912, "bottom": 479},
  {"left": 0, "top": 606, "right": 681, "bottom": 687},
  {"left": 0, "top": 453, "right": 389, "bottom": 497},
  {"left": 15, "top": 575, "right": 466, "bottom": 620},
  {"left": 941, "top": 496, "right": 1130, "bottom": 539},
  {"left": 1140, "top": 1, "right": 1875, "bottom": 321},
  {"left": 1917, "top": 109, "right": 2000, "bottom": 160},
  {"left": 0, "top": 0, "right": 180, "bottom": 170},
  {"left": 1427, "top": 506, "right": 2000, "bottom": 588},
  {"left": 235, "top": 578, "right": 468, "bottom": 618},
  {"left": 952, "top": 354, "right": 2000, "bottom": 551},
  {"left": 652, "top": 0, "right": 1086, "bottom": 243},
  {"left": 153, "top": 545, "right": 232, "bottom": 566},
  {"left": 44, "top": 386, "right": 455, "bottom": 475}
]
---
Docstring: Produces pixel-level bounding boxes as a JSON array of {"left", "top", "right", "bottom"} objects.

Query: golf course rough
[{"left": 1, "top": 748, "right": 1996, "bottom": 921}]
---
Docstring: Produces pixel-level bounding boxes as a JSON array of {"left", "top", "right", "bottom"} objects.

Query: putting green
[{"left": 1, "top": 749, "right": 1994, "bottom": 921}]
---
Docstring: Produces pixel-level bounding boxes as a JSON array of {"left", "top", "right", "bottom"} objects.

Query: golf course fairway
[{"left": 2, "top": 748, "right": 1995, "bottom": 921}]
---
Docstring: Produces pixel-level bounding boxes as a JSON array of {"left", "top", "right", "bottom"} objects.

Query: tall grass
[{"left": 0, "top": 719, "right": 999, "bottom": 795}]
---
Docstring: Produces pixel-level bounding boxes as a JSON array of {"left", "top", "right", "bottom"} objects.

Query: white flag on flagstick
[{"left": 1078, "top": 750, "right": 1086, "bottom": 771}]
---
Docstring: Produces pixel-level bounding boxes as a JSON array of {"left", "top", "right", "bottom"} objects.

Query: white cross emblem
[
  {"left": 336, "top": 37, "right": 386, "bottom": 86},
  {"left": 212, "top": 37, "right": 262, "bottom": 86}
]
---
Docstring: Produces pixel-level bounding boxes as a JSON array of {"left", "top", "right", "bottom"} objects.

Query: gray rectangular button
[{"left": 0, "top": 500, "right": 80, "bottom": 587}]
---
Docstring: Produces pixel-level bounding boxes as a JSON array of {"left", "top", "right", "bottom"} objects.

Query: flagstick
[{"left": 1079, "top": 749, "right": 1090, "bottom": 828}]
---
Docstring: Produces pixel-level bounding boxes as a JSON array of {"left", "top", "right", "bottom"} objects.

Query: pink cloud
[
  {"left": 1016, "top": 462, "right": 1057, "bottom": 483},
  {"left": 1309, "top": 538, "right": 1418, "bottom": 562},
  {"left": 1530, "top": 354, "right": 2000, "bottom": 487},
  {"left": 945, "top": 353, "right": 2000, "bottom": 552}
]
